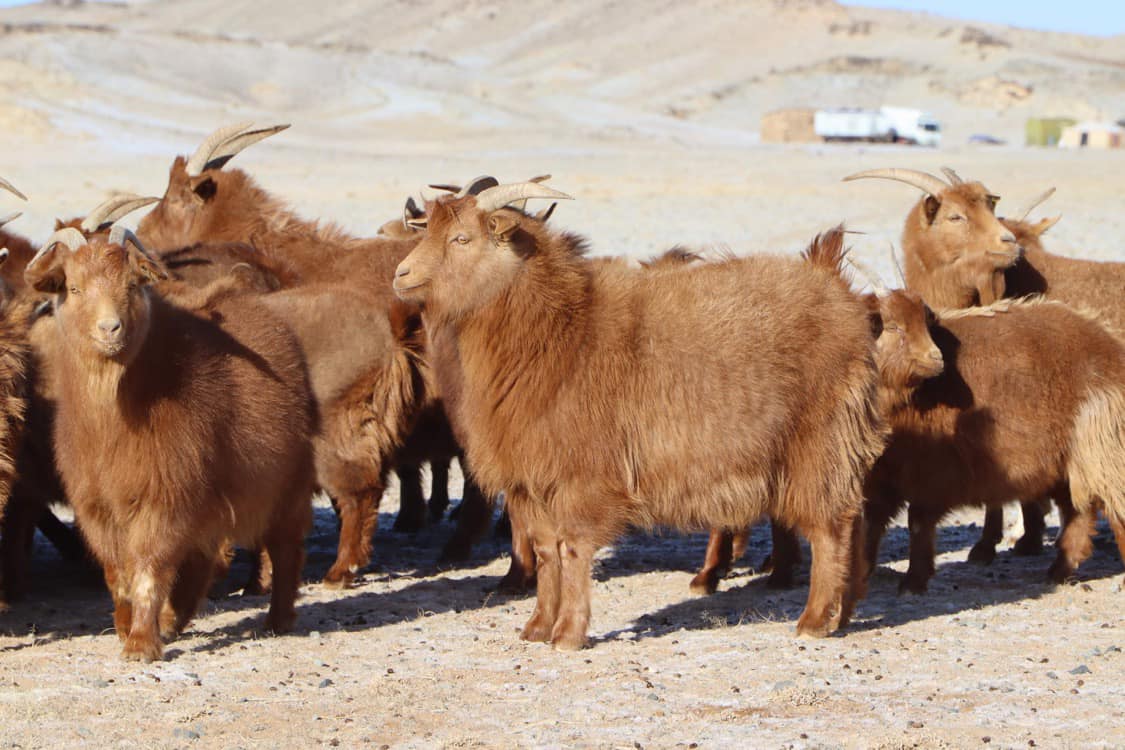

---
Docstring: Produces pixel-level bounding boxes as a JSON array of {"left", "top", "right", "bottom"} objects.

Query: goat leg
[
  {"left": 1012, "top": 498, "right": 1048, "bottom": 556},
  {"left": 968, "top": 507, "right": 1003, "bottom": 565},
  {"left": 690, "top": 529, "right": 735, "bottom": 595},
  {"left": 392, "top": 462, "right": 427, "bottom": 533}
]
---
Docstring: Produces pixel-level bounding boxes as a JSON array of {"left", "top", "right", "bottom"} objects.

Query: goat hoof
[
  {"left": 551, "top": 635, "right": 588, "bottom": 652},
  {"left": 265, "top": 612, "right": 296, "bottom": 635},
  {"left": 897, "top": 575, "right": 929, "bottom": 595},
  {"left": 1012, "top": 536, "right": 1044, "bottom": 556},
  {"left": 689, "top": 571, "right": 720, "bottom": 596},
  {"left": 121, "top": 638, "right": 164, "bottom": 663},
  {"left": 519, "top": 617, "right": 553, "bottom": 643},
  {"left": 794, "top": 614, "right": 832, "bottom": 639},
  {"left": 1047, "top": 560, "right": 1076, "bottom": 585},
  {"left": 967, "top": 542, "right": 997, "bottom": 565},
  {"left": 322, "top": 567, "right": 355, "bottom": 589},
  {"left": 496, "top": 574, "right": 536, "bottom": 596}
]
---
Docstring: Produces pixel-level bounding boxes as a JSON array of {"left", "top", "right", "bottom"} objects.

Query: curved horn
[
  {"left": 0, "top": 177, "right": 27, "bottom": 201},
  {"left": 940, "top": 167, "right": 964, "bottom": 185},
  {"left": 843, "top": 168, "right": 949, "bottom": 197},
  {"left": 108, "top": 223, "right": 150, "bottom": 255},
  {"left": 846, "top": 256, "right": 890, "bottom": 298},
  {"left": 428, "top": 183, "right": 462, "bottom": 194},
  {"left": 403, "top": 196, "right": 427, "bottom": 229},
  {"left": 0, "top": 212, "right": 21, "bottom": 228},
  {"left": 474, "top": 182, "right": 573, "bottom": 214},
  {"left": 80, "top": 193, "right": 160, "bottom": 233},
  {"left": 456, "top": 176, "right": 500, "bottom": 198},
  {"left": 28, "top": 227, "right": 87, "bottom": 267},
  {"left": 185, "top": 123, "right": 290, "bottom": 176},
  {"left": 1015, "top": 187, "right": 1056, "bottom": 222},
  {"left": 888, "top": 242, "right": 907, "bottom": 287}
]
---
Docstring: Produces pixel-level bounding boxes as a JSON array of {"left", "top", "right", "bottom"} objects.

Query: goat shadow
[{"left": 602, "top": 520, "right": 1123, "bottom": 644}]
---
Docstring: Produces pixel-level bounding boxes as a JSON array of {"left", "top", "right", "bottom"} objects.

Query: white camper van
[{"left": 814, "top": 107, "right": 942, "bottom": 146}]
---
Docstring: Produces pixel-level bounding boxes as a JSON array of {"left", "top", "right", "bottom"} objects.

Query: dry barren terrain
[{"left": 1, "top": 1, "right": 1124, "bottom": 747}]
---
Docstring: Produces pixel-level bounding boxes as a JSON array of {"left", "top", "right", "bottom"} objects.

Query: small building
[
  {"left": 1025, "top": 117, "right": 1076, "bottom": 147},
  {"left": 760, "top": 108, "right": 818, "bottom": 143},
  {"left": 1058, "top": 121, "right": 1124, "bottom": 149}
]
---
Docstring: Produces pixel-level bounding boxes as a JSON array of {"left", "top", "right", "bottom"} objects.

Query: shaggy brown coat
[
  {"left": 25, "top": 234, "right": 317, "bottom": 661},
  {"left": 0, "top": 255, "right": 31, "bottom": 607},
  {"left": 866, "top": 291, "right": 1125, "bottom": 592},
  {"left": 394, "top": 193, "right": 886, "bottom": 649},
  {"left": 999, "top": 215, "right": 1125, "bottom": 335},
  {"left": 137, "top": 157, "right": 461, "bottom": 568}
]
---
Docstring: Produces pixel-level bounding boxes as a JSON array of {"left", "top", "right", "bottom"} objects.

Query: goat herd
[{"left": 0, "top": 125, "right": 1122, "bottom": 663}]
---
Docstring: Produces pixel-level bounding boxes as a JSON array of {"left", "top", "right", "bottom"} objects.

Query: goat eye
[
  {"left": 948, "top": 214, "right": 964, "bottom": 222},
  {"left": 456, "top": 234, "right": 470, "bottom": 245}
]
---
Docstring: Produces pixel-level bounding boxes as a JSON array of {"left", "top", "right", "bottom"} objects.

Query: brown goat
[
  {"left": 998, "top": 196, "right": 1125, "bottom": 335},
  {"left": 394, "top": 182, "right": 886, "bottom": 648},
  {"left": 845, "top": 167, "right": 1048, "bottom": 563},
  {"left": 24, "top": 226, "right": 316, "bottom": 661},
  {"left": 865, "top": 290, "right": 1125, "bottom": 592},
  {"left": 132, "top": 129, "right": 461, "bottom": 562}
]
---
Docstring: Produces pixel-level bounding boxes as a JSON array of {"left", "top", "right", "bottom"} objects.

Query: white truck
[{"left": 814, "top": 107, "right": 942, "bottom": 147}]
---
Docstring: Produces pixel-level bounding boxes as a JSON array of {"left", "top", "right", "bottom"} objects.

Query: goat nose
[
  {"left": 1001, "top": 231, "right": 1016, "bottom": 244},
  {"left": 395, "top": 265, "right": 411, "bottom": 278},
  {"left": 97, "top": 317, "right": 122, "bottom": 335}
]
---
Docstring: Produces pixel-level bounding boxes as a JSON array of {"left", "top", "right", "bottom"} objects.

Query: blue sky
[
  {"left": 840, "top": 1, "right": 1123, "bottom": 37},
  {"left": 0, "top": 0, "right": 1119, "bottom": 36}
]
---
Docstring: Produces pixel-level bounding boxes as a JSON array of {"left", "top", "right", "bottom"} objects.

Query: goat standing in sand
[{"left": 394, "top": 180, "right": 886, "bottom": 649}]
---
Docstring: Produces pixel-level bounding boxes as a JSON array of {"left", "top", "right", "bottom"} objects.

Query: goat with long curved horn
[
  {"left": 81, "top": 193, "right": 160, "bottom": 234},
  {"left": 0, "top": 177, "right": 27, "bottom": 202},
  {"left": 185, "top": 123, "right": 290, "bottom": 176},
  {"left": 842, "top": 168, "right": 949, "bottom": 197},
  {"left": 474, "top": 182, "right": 573, "bottom": 214}
]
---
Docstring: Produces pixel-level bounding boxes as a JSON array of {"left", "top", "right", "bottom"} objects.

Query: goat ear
[
  {"left": 1032, "top": 215, "right": 1061, "bottom": 236},
  {"left": 860, "top": 293, "right": 884, "bottom": 338},
  {"left": 191, "top": 175, "right": 217, "bottom": 204},
  {"left": 127, "top": 246, "right": 171, "bottom": 284},
  {"left": 24, "top": 246, "right": 67, "bottom": 295},
  {"left": 487, "top": 212, "right": 520, "bottom": 243},
  {"left": 922, "top": 195, "right": 940, "bottom": 224}
]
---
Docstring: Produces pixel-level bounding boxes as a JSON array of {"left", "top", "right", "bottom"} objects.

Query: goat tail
[
  {"left": 801, "top": 223, "right": 849, "bottom": 278},
  {"left": 1068, "top": 384, "right": 1125, "bottom": 521}
]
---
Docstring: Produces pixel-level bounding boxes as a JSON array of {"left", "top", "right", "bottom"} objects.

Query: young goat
[
  {"left": 394, "top": 182, "right": 886, "bottom": 648},
  {"left": 24, "top": 226, "right": 316, "bottom": 661},
  {"left": 865, "top": 289, "right": 1125, "bottom": 592}
]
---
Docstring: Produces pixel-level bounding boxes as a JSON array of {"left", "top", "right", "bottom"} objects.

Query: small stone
[
  {"left": 172, "top": 728, "right": 201, "bottom": 741},
  {"left": 1069, "top": 665, "right": 1091, "bottom": 675},
  {"left": 773, "top": 680, "right": 795, "bottom": 691},
  {"left": 1045, "top": 671, "right": 1058, "bottom": 680},
  {"left": 309, "top": 631, "right": 321, "bottom": 639},
  {"left": 318, "top": 678, "right": 334, "bottom": 688}
]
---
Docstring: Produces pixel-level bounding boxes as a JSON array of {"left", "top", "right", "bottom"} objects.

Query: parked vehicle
[{"left": 814, "top": 107, "right": 942, "bottom": 146}]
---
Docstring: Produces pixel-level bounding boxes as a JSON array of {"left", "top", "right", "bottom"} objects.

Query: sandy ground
[{"left": 2, "top": 1, "right": 1125, "bottom": 748}]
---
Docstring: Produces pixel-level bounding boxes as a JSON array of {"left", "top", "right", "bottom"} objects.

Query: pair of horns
[
  {"left": 33, "top": 224, "right": 150, "bottom": 265},
  {"left": 80, "top": 193, "right": 160, "bottom": 233},
  {"left": 185, "top": 123, "right": 290, "bottom": 176},
  {"left": 407, "top": 175, "right": 572, "bottom": 229},
  {"left": 1, "top": 176, "right": 27, "bottom": 228},
  {"left": 842, "top": 167, "right": 956, "bottom": 197}
]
